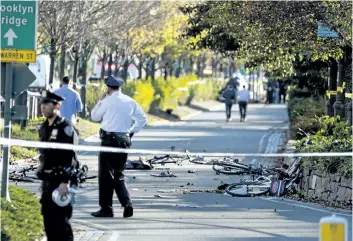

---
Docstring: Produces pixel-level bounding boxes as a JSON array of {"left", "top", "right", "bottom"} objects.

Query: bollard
[{"left": 319, "top": 214, "right": 348, "bottom": 241}]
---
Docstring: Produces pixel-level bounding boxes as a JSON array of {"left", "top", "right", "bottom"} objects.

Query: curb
[
  {"left": 147, "top": 102, "right": 223, "bottom": 125},
  {"left": 180, "top": 111, "right": 202, "bottom": 121}
]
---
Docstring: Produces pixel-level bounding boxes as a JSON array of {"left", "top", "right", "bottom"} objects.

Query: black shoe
[
  {"left": 123, "top": 206, "right": 133, "bottom": 218},
  {"left": 91, "top": 209, "right": 114, "bottom": 218}
]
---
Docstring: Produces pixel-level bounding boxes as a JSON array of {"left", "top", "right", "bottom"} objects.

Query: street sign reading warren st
[{"left": 0, "top": 0, "right": 38, "bottom": 63}]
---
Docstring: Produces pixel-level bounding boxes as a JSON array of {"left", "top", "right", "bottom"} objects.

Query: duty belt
[{"left": 99, "top": 129, "right": 129, "bottom": 139}]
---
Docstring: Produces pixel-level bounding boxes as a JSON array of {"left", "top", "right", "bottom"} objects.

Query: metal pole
[
  {"left": 1, "top": 63, "right": 13, "bottom": 200},
  {"left": 333, "top": 58, "right": 345, "bottom": 118},
  {"left": 325, "top": 59, "right": 337, "bottom": 116}
]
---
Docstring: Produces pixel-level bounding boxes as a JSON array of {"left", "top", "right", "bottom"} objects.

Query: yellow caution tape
[
  {"left": 337, "top": 87, "right": 343, "bottom": 93},
  {"left": 326, "top": 90, "right": 337, "bottom": 98},
  {"left": 345, "top": 93, "right": 352, "bottom": 99}
]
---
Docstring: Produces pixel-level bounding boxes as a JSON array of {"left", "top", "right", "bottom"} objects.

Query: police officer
[
  {"left": 36, "top": 90, "right": 79, "bottom": 241},
  {"left": 91, "top": 75, "right": 147, "bottom": 218}
]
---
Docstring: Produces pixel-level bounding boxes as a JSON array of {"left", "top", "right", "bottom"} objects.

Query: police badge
[{"left": 51, "top": 129, "right": 58, "bottom": 140}]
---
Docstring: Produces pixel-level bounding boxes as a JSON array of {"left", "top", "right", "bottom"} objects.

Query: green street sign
[{"left": 0, "top": 0, "right": 38, "bottom": 63}]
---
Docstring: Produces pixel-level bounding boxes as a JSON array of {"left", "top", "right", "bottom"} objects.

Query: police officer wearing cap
[
  {"left": 36, "top": 90, "right": 79, "bottom": 241},
  {"left": 91, "top": 75, "right": 147, "bottom": 218}
]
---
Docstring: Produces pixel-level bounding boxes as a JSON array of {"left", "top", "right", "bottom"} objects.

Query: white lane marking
[
  {"left": 72, "top": 218, "right": 109, "bottom": 230},
  {"left": 107, "top": 231, "right": 120, "bottom": 241},
  {"left": 251, "top": 132, "right": 270, "bottom": 164},
  {"left": 260, "top": 197, "right": 352, "bottom": 217}
]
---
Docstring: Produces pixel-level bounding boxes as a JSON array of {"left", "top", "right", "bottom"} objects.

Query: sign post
[
  {"left": 1, "top": 63, "right": 13, "bottom": 200},
  {"left": 0, "top": 0, "right": 38, "bottom": 199}
]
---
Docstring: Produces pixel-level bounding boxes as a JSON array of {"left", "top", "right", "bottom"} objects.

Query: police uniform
[
  {"left": 36, "top": 90, "right": 79, "bottom": 241},
  {"left": 91, "top": 76, "right": 147, "bottom": 218}
]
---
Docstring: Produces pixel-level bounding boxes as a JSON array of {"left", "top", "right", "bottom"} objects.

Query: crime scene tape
[{"left": 0, "top": 138, "right": 352, "bottom": 158}]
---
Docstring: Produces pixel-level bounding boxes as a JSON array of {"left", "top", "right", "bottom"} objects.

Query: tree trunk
[
  {"left": 151, "top": 58, "right": 156, "bottom": 82},
  {"left": 137, "top": 58, "right": 143, "bottom": 80},
  {"left": 169, "top": 61, "right": 174, "bottom": 78},
  {"left": 196, "top": 55, "right": 201, "bottom": 77},
  {"left": 59, "top": 39, "right": 66, "bottom": 82},
  {"left": 120, "top": 58, "right": 129, "bottom": 81},
  {"left": 190, "top": 56, "right": 194, "bottom": 74},
  {"left": 107, "top": 53, "right": 113, "bottom": 76},
  {"left": 100, "top": 49, "right": 107, "bottom": 80},
  {"left": 164, "top": 63, "right": 169, "bottom": 80},
  {"left": 175, "top": 58, "right": 182, "bottom": 77},
  {"left": 73, "top": 49, "right": 79, "bottom": 90},
  {"left": 114, "top": 50, "right": 119, "bottom": 77},
  {"left": 145, "top": 60, "right": 150, "bottom": 81},
  {"left": 49, "top": 38, "right": 56, "bottom": 84},
  {"left": 80, "top": 58, "right": 88, "bottom": 118}
]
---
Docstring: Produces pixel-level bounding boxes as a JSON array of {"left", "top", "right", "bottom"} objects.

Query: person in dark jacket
[
  {"left": 280, "top": 81, "right": 288, "bottom": 104},
  {"left": 36, "top": 90, "right": 79, "bottom": 241},
  {"left": 222, "top": 84, "right": 236, "bottom": 121}
]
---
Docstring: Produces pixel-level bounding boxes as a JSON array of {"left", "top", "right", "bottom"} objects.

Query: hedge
[
  {"left": 1, "top": 185, "right": 44, "bottom": 241},
  {"left": 287, "top": 87, "right": 352, "bottom": 178},
  {"left": 87, "top": 74, "right": 221, "bottom": 114},
  {"left": 287, "top": 88, "right": 325, "bottom": 139},
  {"left": 296, "top": 116, "right": 352, "bottom": 177}
]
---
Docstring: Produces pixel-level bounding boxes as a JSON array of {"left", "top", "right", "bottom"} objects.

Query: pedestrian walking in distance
[
  {"left": 222, "top": 84, "right": 236, "bottom": 121},
  {"left": 91, "top": 75, "right": 147, "bottom": 218},
  {"left": 54, "top": 76, "right": 83, "bottom": 125},
  {"left": 238, "top": 85, "right": 250, "bottom": 122},
  {"left": 36, "top": 90, "right": 79, "bottom": 241}
]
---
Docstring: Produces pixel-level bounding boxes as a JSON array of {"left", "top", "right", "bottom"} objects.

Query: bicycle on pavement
[
  {"left": 223, "top": 128, "right": 311, "bottom": 197},
  {"left": 9, "top": 164, "right": 97, "bottom": 184},
  {"left": 140, "top": 146, "right": 191, "bottom": 169}
]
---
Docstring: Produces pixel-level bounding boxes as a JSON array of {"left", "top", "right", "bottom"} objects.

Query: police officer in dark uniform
[{"left": 36, "top": 90, "right": 79, "bottom": 241}]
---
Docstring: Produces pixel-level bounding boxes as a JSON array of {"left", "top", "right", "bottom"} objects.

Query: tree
[
  {"left": 182, "top": 1, "right": 352, "bottom": 77},
  {"left": 38, "top": 1, "right": 76, "bottom": 84}
]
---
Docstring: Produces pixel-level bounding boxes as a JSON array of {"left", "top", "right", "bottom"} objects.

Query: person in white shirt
[
  {"left": 90, "top": 75, "right": 147, "bottom": 218},
  {"left": 237, "top": 85, "right": 250, "bottom": 122}
]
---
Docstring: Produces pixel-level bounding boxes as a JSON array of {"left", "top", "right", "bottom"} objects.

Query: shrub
[
  {"left": 287, "top": 97, "right": 325, "bottom": 139},
  {"left": 151, "top": 74, "right": 199, "bottom": 111},
  {"left": 10, "top": 146, "right": 38, "bottom": 161},
  {"left": 190, "top": 79, "right": 220, "bottom": 101},
  {"left": 121, "top": 80, "right": 136, "bottom": 98},
  {"left": 296, "top": 116, "right": 352, "bottom": 177},
  {"left": 133, "top": 80, "right": 155, "bottom": 113},
  {"left": 10, "top": 124, "right": 39, "bottom": 161},
  {"left": 86, "top": 80, "right": 106, "bottom": 114},
  {"left": 1, "top": 185, "right": 44, "bottom": 241},
  {"left": 288, "top": 87, "right": 311, "bottom": 100},
  {"left": 85, "top": 74, "right": 219, "bottom": 114}
]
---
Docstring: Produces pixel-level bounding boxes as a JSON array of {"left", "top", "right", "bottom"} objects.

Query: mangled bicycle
[
  {"left": 222, "top": 128, "right": 311, "bottom": 197},
  {"left": 9, "top": 164, "right": 97, "bottom": 185}
]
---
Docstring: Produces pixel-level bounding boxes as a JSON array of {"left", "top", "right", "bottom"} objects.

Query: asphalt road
[{"left": 12, "top": 104, "right": 353, "bottom": 241}]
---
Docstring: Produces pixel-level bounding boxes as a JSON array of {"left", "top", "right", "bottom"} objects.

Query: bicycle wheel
[
  {"left": 189, "top": 157, "right": 215, "bottom": 165},
  {"left": 10, "top": 176, "right": 36, "bottom": 183},
  {"left": 225, "top": 181, "right": 270, "bottom": 197},
  {"left": 151, "top": 157, "right": 175, "bottom": 165},
  {"left": 212, "top": 163, "right": 249, "bottom": 175},
  {"left": 212, "top": 161, "right": 251, "bottom": 174}
]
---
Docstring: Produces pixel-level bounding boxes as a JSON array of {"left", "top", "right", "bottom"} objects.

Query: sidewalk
[{"left": 148, "top": 99, "right": 223, "bottom": 126}]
